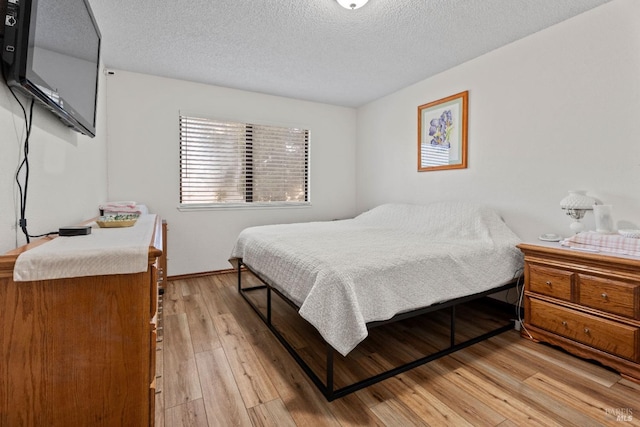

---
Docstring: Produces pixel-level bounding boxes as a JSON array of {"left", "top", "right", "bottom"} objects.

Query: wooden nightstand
[{"left": 518, "top": 242, "right": 640, "bottom": 383}]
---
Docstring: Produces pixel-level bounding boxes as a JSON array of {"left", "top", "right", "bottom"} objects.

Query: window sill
[{"left": 177, "top": 202, "right": 312, "bottom": 211}]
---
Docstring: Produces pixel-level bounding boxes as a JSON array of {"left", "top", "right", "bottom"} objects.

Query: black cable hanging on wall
[
  {"left": 15, "top": 98, "right": 34, "bottom": 243},
  {"left": 2, "top": 66, "right": 57, "bottom": 244}
]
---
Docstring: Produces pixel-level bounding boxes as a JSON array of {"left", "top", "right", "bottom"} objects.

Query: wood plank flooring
[{"left": 156, "top": 272, "right": 640, "bottom": 426}]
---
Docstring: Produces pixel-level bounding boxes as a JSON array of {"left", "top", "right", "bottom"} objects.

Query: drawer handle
[
  {"left": 601, "top": 293, "right": 608, "bottom": 299},
  {"left": 545, "top": 281, "right": 552, "bottom": 286},
  {"left": 561, "top": 321, "right": 568, "bottom": 326},
  {"left": 584, "top": 328, "right": 590, "bottom": 334}
]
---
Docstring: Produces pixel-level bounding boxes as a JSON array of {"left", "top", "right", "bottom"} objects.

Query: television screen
[{"left": 2, "top": 0, "right": 101, "bottom": 137}]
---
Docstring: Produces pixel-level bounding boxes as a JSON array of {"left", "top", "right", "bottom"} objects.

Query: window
[{"left": 179, "top": 115, "right": 309, "bottom": 207}]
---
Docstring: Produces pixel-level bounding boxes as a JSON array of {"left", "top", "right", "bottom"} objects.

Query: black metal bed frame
[{"left": 237, "top": 260, "right": 519, "bottom": 401}]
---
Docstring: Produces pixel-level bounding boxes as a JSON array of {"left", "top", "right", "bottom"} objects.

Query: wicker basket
[{"left": 96, "top": 218, "right": 138, "bottom": 228}]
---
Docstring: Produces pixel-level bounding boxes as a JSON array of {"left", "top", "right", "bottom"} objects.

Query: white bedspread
[{"left": 229, "top": 202, "right": 523, "bottom": 356}]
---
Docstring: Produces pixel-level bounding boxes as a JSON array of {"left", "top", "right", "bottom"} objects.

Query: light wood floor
[{"left": 156, "top": 272, "right": 640, "bottom": 426}]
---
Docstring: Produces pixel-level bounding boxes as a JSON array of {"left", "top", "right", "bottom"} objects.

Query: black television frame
[{"left": 1, "top": 0, "right": 101, "bottom": 137}]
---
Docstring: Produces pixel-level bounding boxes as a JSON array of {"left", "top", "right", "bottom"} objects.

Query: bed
[{"left": 229, "top": 201, "right": 524, "bottom": 400}]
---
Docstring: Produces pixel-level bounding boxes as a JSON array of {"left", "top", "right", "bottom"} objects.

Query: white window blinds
[{"left": 179, "top": 115, "right": 309, "bottom": 206}]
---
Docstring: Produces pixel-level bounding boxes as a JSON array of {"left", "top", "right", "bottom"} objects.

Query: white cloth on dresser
[
  {"left": 13, "top": 214, "right": 156, "bottom": 282},
  {"left": 562, "top": 231, "right": 640, "bottom": 256},
  {"left": 230, "top": 202, "right": 523, "bottom": 356}
]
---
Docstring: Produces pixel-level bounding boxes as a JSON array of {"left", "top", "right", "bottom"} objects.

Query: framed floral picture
[{"left": 418, "top": 91, "right": 468, "bottom": 172}]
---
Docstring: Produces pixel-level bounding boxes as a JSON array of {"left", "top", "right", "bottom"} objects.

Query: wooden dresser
[
  {"left": 518, "top": 243, "right": 640, "bottom": 382},
  {"left": 0, "top": 216, "right": 165, "bottom": 426}
]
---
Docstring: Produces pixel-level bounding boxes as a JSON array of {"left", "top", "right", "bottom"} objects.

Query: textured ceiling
[{"left": 87, "top": 0, "right": 612, "bottom": 107}]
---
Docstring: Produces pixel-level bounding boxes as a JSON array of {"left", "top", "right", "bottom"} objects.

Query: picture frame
[{"left": 418, "top": 91, "right": 468, "bottom": 172}]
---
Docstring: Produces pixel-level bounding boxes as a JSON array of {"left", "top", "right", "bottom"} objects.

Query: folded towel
[
  {"left": 99, "top": 201, "right": 136, "bottom": 209},
  {"left": 562, "top": 231, "right": 640, "bottom": 256},
  {"left": 102, "top": 207, "right": 142, "bottom": 214},
  {"left": 99, "top": 201, "right": 141, "bottom": 215}
]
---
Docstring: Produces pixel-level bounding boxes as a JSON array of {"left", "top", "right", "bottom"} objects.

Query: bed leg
[
  {"left": 450, "top": 305, "right": 456, "bottom": 347},
  {"left": 237, "top": 262, "right": 243, "bottom": 292},
  {"left": 327, "top": 344, "right": 334, "bottom": 398},
  {"left": 267, "top": 287, "right": 272, "bottom": 325}
]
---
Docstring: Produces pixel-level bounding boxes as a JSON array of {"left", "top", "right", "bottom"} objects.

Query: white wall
[
  {"left": 105, "top": 71, "right": 357, "bottom": 275},
  {"left": 0, "top": 68, "right": 108, "bottom": 253},
  {"left": 356, "top": 0, "right": 640, "bottom": 242}
]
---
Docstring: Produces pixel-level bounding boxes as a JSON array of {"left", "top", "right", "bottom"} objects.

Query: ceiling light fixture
[{"left": 337, "top": 0, "right": 369, "bottom": 10}]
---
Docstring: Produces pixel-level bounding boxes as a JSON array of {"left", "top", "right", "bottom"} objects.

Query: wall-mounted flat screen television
[{"left": 2, "top": 0, "right": 101, "bottom": 137}]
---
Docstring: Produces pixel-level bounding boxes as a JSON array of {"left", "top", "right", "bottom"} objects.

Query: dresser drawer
[
  {"left": 578, "top": 274, "right": 639, "bottom": 319},
  {"left": 529, "top": 298, "right": 639, "bottom": 361},
  {"left": 528, "top": 263, "right": 573, "bottom": 301}
]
